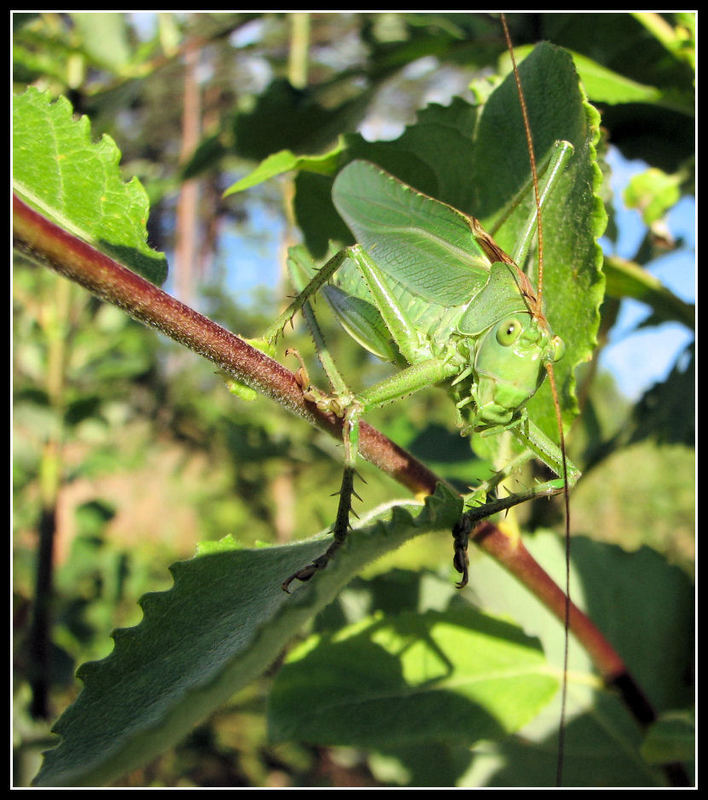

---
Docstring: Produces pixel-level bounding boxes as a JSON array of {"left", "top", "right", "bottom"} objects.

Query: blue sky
[{"left": 597, "top": 148, "right": 695, "bottom": 400}]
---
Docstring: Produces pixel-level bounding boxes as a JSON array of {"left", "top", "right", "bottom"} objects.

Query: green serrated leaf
[
  {"left": 195, "top": 534, "right": 243, "bottom": 555},
  {"left": 33, "top": 484, "right": 462, "bottom": 786},
  {"left": 470, "top": 533, "right": 694, "bottom": 709},
  {"left": 13, "top": 87, "right": 167, "bottom": 285}
]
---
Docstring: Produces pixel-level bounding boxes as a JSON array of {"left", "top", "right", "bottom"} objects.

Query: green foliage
[
  {"left": 13, "top": 88, "right": 167, "bottom": 285},
  {"left": 269, "top": 606, "right": 560, "bottom": 749},
  {"left": 624, "top": 167, "right": 683, "bottom": 226},
  {"left": 265, "top": 535, "right": 692, "bottom": 787},
  {"left": 33, "top": 488, "right": 462, "bottom": 786},
  {"left": 13, "top": 12, "right": 693, "bottom": 789}
]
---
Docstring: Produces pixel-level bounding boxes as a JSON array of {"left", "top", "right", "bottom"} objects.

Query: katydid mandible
[{"left": 268, "top": 138, "right": 578, "bottom": 592}]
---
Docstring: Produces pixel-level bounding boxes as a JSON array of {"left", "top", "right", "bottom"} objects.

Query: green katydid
[
  {"left": 264, "top": 34, "right": 583, "bottom": 780},
  {"left": 243, "top": 26, "right": 602, "bottom": 784},
  {"left": 242, "top": 15, "right": 604, "bottom": 616},
  {"left": 268, "top": 136, "right": 579, "bottom": 592}
]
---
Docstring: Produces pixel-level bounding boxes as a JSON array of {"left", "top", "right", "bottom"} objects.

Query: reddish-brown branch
[
  {"left": 13, "top": 194, "right": 440, "bottom": 497},
  {"left": 471, "top": 519, "right": 679, "bottom": 780},
  {"left": 13, "top": 194, "right": 666, "bottom": 758}
]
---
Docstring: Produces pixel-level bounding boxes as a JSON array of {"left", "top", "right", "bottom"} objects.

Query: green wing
[
  {"left": 287, "top": 245, "right": 402, "bottom": 363},
  {"left": 332, "top": 160, "right": 492, "bottom": 308}
]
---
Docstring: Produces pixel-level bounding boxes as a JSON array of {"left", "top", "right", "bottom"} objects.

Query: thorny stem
[{"left": 13, "top": 194, "right": 684, "bottom": 782}]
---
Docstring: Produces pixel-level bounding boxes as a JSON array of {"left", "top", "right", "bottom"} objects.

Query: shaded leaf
[
  {"left": 33, "top": 485, "right": 462, "bottom": 786},
  {"left": 231, "top": 79, "right": 371, "bottom": 161},
  {"left": 268, "top": 607, "right": 558, "bottom": 748}
]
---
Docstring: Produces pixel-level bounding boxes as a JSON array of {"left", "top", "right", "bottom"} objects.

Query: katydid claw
[
  {"left": 452, "top": 515, "right": 471, "bottom": 589},
  {"left": 281, "top": 555, "right": 331, "bottom": 592},
  {"left": 281, "top": 563, "right": 320, "bottom": 593},
  {"left": 282, "top": 467, "right": 358, "bottom": 593},
  {"left": 453, "top": 547, "right": 470, "bottom": 589}
]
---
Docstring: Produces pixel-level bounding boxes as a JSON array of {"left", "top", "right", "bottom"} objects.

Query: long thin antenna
[
  {"left": 545, "top": 359, "right": 571, "bottom": 787},
  {"left": 500, "top": 13, "right": 571, "bottom": 786},
  {"left": 501, "top": 14, "right": 545, "bottom": 302}
]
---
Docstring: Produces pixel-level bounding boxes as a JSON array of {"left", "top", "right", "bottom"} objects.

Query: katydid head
[
  {"left": 454, "top": 259, "right": 563, "bottom": 432},
  {"left": 467, "top": 308, "right": 564, "bottom": 432}
]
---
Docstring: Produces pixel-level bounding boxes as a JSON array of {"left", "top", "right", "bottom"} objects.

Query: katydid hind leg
[
  {"left": 280, "top": 464, "right": 359, "bottom": 592},
  {"left": 277, "top": 250, "right": 362, "bottom": 591},
  {"left": 277, "top": 243, "right": 459, "bottom": 591},
  {"left": 281, "top": 407, "right": 363, "bottom": 592},
  {"left": 280, "top": 348, "right": 458, "bottom": 590}
]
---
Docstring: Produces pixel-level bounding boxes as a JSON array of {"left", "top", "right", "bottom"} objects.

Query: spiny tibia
[{"left": 281, "top": 465, "right": 361, "bottom": 592}]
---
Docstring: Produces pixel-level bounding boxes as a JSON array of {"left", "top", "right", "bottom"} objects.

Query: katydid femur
[{"left": 267, "top": 142, "right": 579, "bottom": 594}]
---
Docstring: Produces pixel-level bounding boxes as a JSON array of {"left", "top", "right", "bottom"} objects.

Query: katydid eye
[
  {"left": 496, "top": 318, "right": 522, "bottom": 346},
  {"left": 550, "top": 335, "right": 566, "bottom": 362}
]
